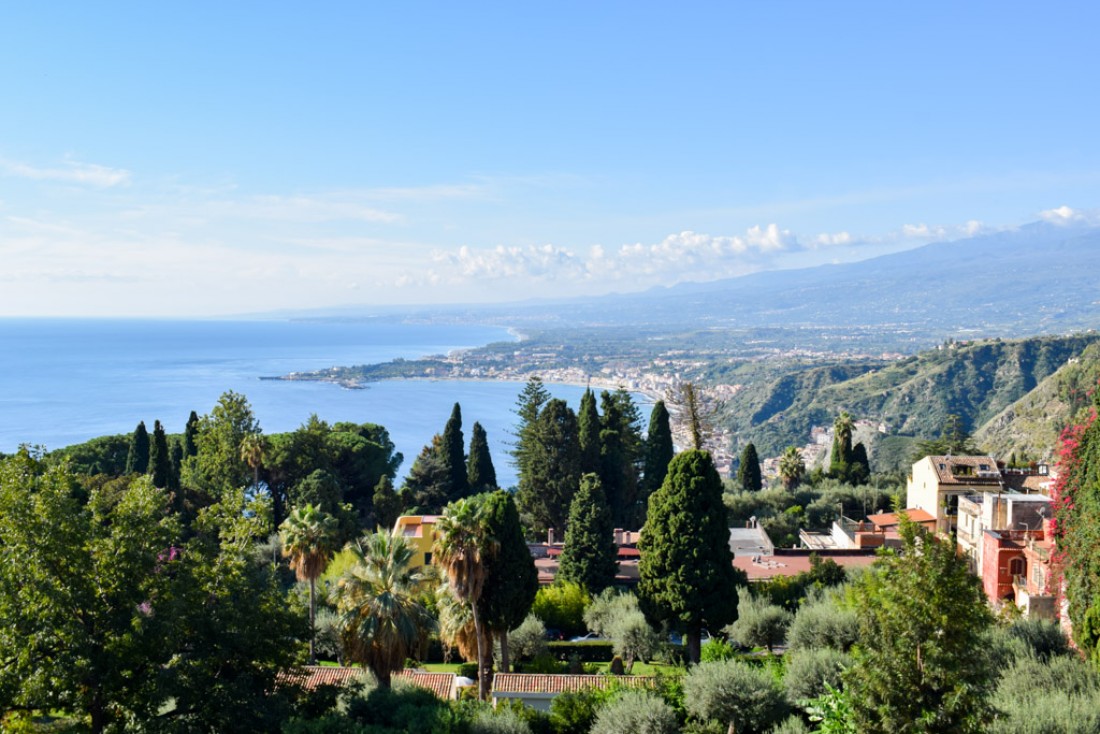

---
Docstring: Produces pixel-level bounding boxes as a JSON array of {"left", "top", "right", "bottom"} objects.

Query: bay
[{"left": 0, "top": 318, "right": 601, "bottom": 487}]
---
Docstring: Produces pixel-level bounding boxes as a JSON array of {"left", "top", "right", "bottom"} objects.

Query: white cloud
[
  {"left": 1038, "top": 205, "right": 1100, "bottom": 225},
  {"left": 1, "top": 158, "right": 131, "bottom": 187},
  {"left": 814, "top": 231, "right": 853, "bottom": 247}
]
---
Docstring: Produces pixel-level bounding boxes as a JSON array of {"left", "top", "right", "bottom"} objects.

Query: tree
[
  {"left": 281, "top": 503, "right": 340, "bottom": 663},
  {"left": 578, "top": 388, "right": 602, "bottom": 475},
  {"left": 239, "top": 432, "right": 267, "bottom": 494},
  {"left": 149, "top": 419, "right": 172, "bottom": 488},
  {"left": 125, "top": 420, "right": 150, "bottom": 474},
  {"left": 666, "top": 382, "right": 718, "bottom": 451},
  {"left": 442, "top": 402, "right": 470, "bottom": 502},
  {"left": 599, "top": 390, "right": 640, "bottom": 528},
  {"left": 642, "top": 400, "right": 674, "bottom": 499},
  {"left": 371, "top": 475, "right": 401, "bottom": 531},
  {"left": 778, "top": 447, "right": 805, "bottom": 490},
  {"left": 183, "top": 409, "right": 200, "bottom": 457},
  {"left": 184, "top": 391, "right": 262, "bottom": 501},
  {"left": 829, "top": 412, "right": 854, "bottom": 481},
  {"left": 725, "top": 590, "right": 792, "bottom": 654},
  {"left": 516, "top": 398, "right": 582, "bottom": 536},
  {"left": 335, "top": 531, "right": 434, "bottom": 689},
  {"left": 684, "top": 659, "right": 789, "bottom": 734},
  {"left": 479, "top": 491, "right": 538, "bottom": 673},
  {"left": 401, "top": 435, "right": 451, "bottom": 514},
  {"left": 911, "top": 413, "right": 980, "bottom": 462},
  {"left": 1053, "top": 390, "right": 1100, "bottom": 664},
  {"left": 591, "top": 691, "right": 678, "bottom": 734},
  {"left": 737, "top": 443, "right": 762, "bottom": 493},
  {"left": 467, "top": 421, "right": 498, "bottom": 494},
  {"left": 511, "top": 376, "right": 551, "bottom": 485},
  {"left": 638, "top": 450, "right": 739, "bottom": 663},
  {"left": 558, "top": 474, "right": 619, "bottom": 595},
  {"left": 849, "top": 442, "right": 871, "bottom": 485},
  {"left": 844, "top": 515, "right": 995, "bottom": 732},
  {"left": 434, "top": 495, "right": 499, "bottom": 700}
]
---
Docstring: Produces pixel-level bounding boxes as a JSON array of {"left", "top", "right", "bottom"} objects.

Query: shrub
[
  {"left": 611, "top": 610, "right": 660, "bottom": 672},
  {"left": 531, "top": 582, "right": 590, "bottom": 637},
  {"left": 550, "top": 686, "right": 614, "bottom": 734},
  {"left": 469, "top": 704, "right": 533, "bottom": 734},
  {"left": 783, "top": 647, "right": 850, "bottom": 705},
  {"left": 725, "top": 590, "right": 792, "bottom": 653},
  {"left": 1004, "top": 617, "right": 1071, "bottom": 661},
  {"left": 771, "top": 716, "right": 812, "bottom": 734},
  {"left": 786, "top": 597, "right": 859, "bottom": 653},
  {"left": 590, "top": 691, "right": 679, "bottom": 734},
  {"left": 988, "top": 652, "right": 1100, "bottom": 733},
  {"left": 700, "top": 638, "right": 737, "bottom": 663},
  {"left": 507, "top": 614, "right": 548, "bottom": 663},
  {"left": 683, "top": 659, "right": 789, "bottom": 734}
]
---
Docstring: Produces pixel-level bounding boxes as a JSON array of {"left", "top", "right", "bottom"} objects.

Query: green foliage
[
  {"left": 638, "top": 450, "right": 739, "bottom": 662},
  {"left": 699, "top": 638, "right": 737, "bottom": 663},
  {"left": 803, "top": 682, "right": 858, "bottom": 734},
  {"left": 342, "top": 685, "right": 464, "bottom": 734},
  {"left": 511, "top": 376, "right": 551, "bottom": 488},
  {"left": 125, "top": 419, "right": 150, "bottom": 474},
  {"left": 910, "top": 413, "right": 981, "bottom": 462},
  {"left": 467, "top": 421, "right": 498, "bottom": 494},
  {"left": 829, "top": 412, "right": 853, "bottom": 481},
  {"left": 786, "top": 594, "right": 859, "bottom": 652},
  {"left": 778, "top": 447, "right": 805, "bottom": 490},
  {"left": 844, "top": 517, "right": 995, "bottom": 733},
  {"left": 783, "top": 647, "right": 850, "bottom": 705},
  {"left": 598, "top": 389, "right": 641, "bottom": 528},
  {"left": 531, "top": 581, "right": 591, "bottom": 637},
  {"left": 584, "top": 592, "right": 659, "bottom": 670},
  {"left": 558, "top": 473, "right": 619, "bottom": 595},
  {"left": 1003, "top": 617, "right": 1071, "bottom": 661},
  {"left": 725, "top": 589, "right": 792, "bottom": 653},
  {"left": 51, "top": 432, "right": 130, "bottom": 476},
  {"left": 506, "top": 614, "right": 548, "bottom": 663},
  {"left": 737, "top": 442, "right": 762, "bottom": 492},
  {"left": 771, "top": 716, "right": 812, "bottom": 734},
  {"left": 149, "top": 418, "right": 173, "bottom": 488},
  {"left": 516, "top": 398, "right": 582, "bottom": 535},
  {"left": 550, "top": 686, "right": 615, "bottom": 734},
  {"left": 480, "top": 490, "right": 539, "bottom": 671},
  {"left": 470, "top": 703, "right": 534, "bottom": 734},
  {"left": 442, "top": 402, "right": 470, "bottom": 502},
  {"left": 590, "top": 691, "right": 679, "bottom": 734},
  {"left": 401, "top": 435, "right": 452, "bottom": 514},
  {"left": 578, "top": 388, "right": 602, "bottom": 476},
  {"left": 986, "top": 653, "right": 1100, "bottom": 734},
  {"left": 372, "top": 475, "right": 401, "bottom": 530},
  {"left": 683, "top": 659, "right": 789, "bottom": 734},
  {"left": 642, "top": 400, "right": 674, "bottom": 501}
]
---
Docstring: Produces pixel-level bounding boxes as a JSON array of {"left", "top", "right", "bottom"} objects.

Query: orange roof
[
  {"left": 492, "top": 674, "right": 654, "bottom": 695},
  {"left": 867, "top": 509, "right": 936, "bottom": 527},
  {"left": 924, "top": 455, "right": 1001, "bottom": 485},
  {"left": 282, "top": 665, "right": 367, "bottom": 691},
  {"left": 734, "top": 554, "right": 878, "bottom": 581},
  {"left": 395, "top": 670, "right": 457, "bottom": 700}
]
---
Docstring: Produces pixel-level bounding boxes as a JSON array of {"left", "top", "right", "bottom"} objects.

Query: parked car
[{"left": 570, "top": 632, "right": 605, "bottom": 642}]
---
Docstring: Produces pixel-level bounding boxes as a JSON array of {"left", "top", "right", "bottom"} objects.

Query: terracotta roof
[
  {"left": 282, "top": 665, "right": 368, "bottom": 691},
  {"left": 867, "top": 509, "right": 936, "bottom": 528},
  {"left": 395, "top": 670, "right": 457, "bottom": 700},
  {"left": 492, "top": 674, "right": 654, "bottom": 695},
  {"left": 734, "top": 553, "right": 878, "bottom": 581},
  {"left": 924, "top": 455, "right": 1001, "bottom": 485}
]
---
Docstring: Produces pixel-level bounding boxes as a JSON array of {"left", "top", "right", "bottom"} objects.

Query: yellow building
[
  {"left": 392, "top": 515, "right": 443, "bottom": 569},
  {"left": 906, "top": 455, "right": 1002, "bottom": 535}
]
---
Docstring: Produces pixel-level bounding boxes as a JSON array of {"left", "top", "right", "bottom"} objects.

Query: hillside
[
  {"left": 724, "top": 334, "right": 1100, "bottom": 457},
  {"left": 974, "top": 341, "right": 1100, "bottom": 461}
]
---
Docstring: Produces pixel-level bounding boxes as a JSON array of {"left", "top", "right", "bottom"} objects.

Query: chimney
[
  {"left": 548, "top": 528, "right": 555, "bottom": 545},
  {"left": 613, "top": 528, "right": 623, "bottom": 545}
]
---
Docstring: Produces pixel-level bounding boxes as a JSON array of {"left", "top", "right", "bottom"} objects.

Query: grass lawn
[{"left": 418, "top": 661, "right": 685, "bottom": 676}]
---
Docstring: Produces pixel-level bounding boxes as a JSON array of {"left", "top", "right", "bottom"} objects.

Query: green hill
[{"left": 724, "top": 334, "right": 1100, "bottom": 459}]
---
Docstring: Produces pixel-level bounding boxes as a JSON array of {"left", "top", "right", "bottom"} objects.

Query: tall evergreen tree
[
  {"left": 642, "top": 400, "right": 674, "bottom": 499},
  {"left": 737, "top": 443, "right": 763, "bottom": 492},
  {"left": 516, "top": 398, "right": 581, "bottom": 536},
  {"left": 125, "top": 421, "right": 150, "bottom": 475},
  {"left": 510, "top": 377, "right": 550, "bottom": 483},
  {"left": 441, "top": 403, "right": 469, "bottom": 502},
  {"left": 558, "top": 474, "right": 619, "bottom": 595},
  {"left": 577, "top": 388, "right": 602, "bottom": 475},
  {"left": 168, "top": 438, "right": 183, "bottom": 494},
  {"left": 183, "top": 410, "right": 200, "bottom": 457},
  {"left": 609, "top": 387, "right": 645, "bottom": 467},
  {"left": 850, "top": 442, "right": 871, "bottom": 485},
  {"left": 371, "top": 475, "right": 401, "bottom": 530},
  {"left": 599, "top": 391, "right": 638, "bottom": 528},
  {"left": 480, "top": 491, "right": 539, "bottom": 672},
  {"left": 149, "top": 419, "right": 172, "bottom": 489},
  {"left": 467, "top": 421, "right": 498, "bottom": 494},
  {"left": 638, "top": 450, "right": 739, "bottom": 663},
  {"left": 401, "top": 435, "right": 451, "bottom": 514},
  {"left": 829, "top": 412, "right": 854, "bottom": 481}
]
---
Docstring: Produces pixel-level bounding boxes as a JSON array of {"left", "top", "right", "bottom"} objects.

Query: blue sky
[{"left": 1, "top": 2, "right": 1097, "bottom": 316}]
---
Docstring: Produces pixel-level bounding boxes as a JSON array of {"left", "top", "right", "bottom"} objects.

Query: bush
[
  {"left": 786, "top": 597, "right": 859, "bottom": 653},
  {"left": 506, "top": 614, "right": 548, "bottom": 664},
  {"left": 988, "top": 652, "right": 1100, "bottom": 733},
  {"left": 783, "top": 648, "right": 850, "bottom": 705},
  {"left": 725, "top": 590, "right": 792, "bottom": 653},
  {"left": 547, "top": 641, "right": 615, "bottom": 663},
  {"left": 1004, "top": 617, "right": 1071, "bottom": 661},
  {"left": 531, "top": 582, "right": 590, "bottom": 637},
  {"left": 344, "top": 685, "right": 460, "bottom": 733},
  {"left": 611, "top": 610, "right": 660, "bottom": 671},
  {"left": 771, "top": 716, "right": 812, "bottom": 734},
  {"left": 590, "top": 691, "right": 679, "bottom": 734},
  {"left": 683, "top": 659, "right": 789, "bottom": 734},
  {"left": 700, "top": 638, "right": 738, "bottom": 663},
  {"left": 550, "top": 687, "right": 614, "bottom": 734},
  {"left": 521, "top": 652, "right": 566, "bottom": 674},
  {"left": 469, "top": 704, "right": 533, "bottom": 734}
]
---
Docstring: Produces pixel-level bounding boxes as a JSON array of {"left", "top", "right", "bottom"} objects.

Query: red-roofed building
[
  {"left": 282, "top": 667, "right": 459, "bottom": 700},
  {"left": 733, "top": 552, "right": 878, "bottom": 581},
  {"left": 492, "top": 674, "right": 654, "bottom": 711}
]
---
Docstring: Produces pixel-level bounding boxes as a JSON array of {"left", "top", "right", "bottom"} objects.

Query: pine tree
[
  {"left": 642, "top": 400, "right": 674, "bottom": 501},
  {"left": 737, "top": 443, "right": 763, "bottom": 492},
  {"left": 467, "top": 422, "right": 498, "bottom": 493},
  {"left": 125, "top": 421, "right": 150, "bottom": 475},
  {"left": 578, "top": 388, "right": 602, "bottom": 475},
  {"left": 371, "top": 475, "right": 401, "bottom": 530},
  {"left": 480, "top": 491, "right": 539, "bottom": 672},
  {"left": 558, "top": 474, "right": 619, "bottom": 595},
  {"left": 442, "top": 403, "right": 469, "bottom": 502},
  {"left": 183, "top": 410, "right": 200, "bottom": 457},
  {"left": 516, "top": 398, "right": 581, "bottom": 536},
  {"left": 149, "top": 420, "right": 172, "bottom": 489},
  {"left": 401, "top": 436, "right": 451, "bottom": 514},
  {"left": 638, "top": 450, "right": 739, "bottom": 663},
  {"left": 511, "top": 377, "right": 550, "bottom": 491},
  {"left": 599, "top": 391, "right": 638, "bottom": 528}
]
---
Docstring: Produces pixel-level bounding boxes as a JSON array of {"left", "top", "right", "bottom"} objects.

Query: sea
[{"left": 0, "top": 318, "right": 608, "bottom": 487}]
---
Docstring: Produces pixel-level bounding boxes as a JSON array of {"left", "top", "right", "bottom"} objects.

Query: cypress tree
[
  {"left": 467, "top": 421, "right": 498, "bottom": 493},
  {"left": 126, "top": 421, "right": 150, "bottom": 475},
  {"left": 183, "top": 410, "right": 200, "bottom": 458},
  {"left": 737, "top": 443, "right": 763, "bottom": 492},
  {"left": 441, "top": 403, "right": 469, "bottom": 502},
  {"left": 577, "top": 388, "right": 602, "bottom": 475},
  {"left": 850, "top": 442, "right": 871, "bottom": 485},
  {"left": 515, "top": 398, "right": 581, "bottom": 536},
  {"left": 480, "top": 491, "right": 539, "bottom": 672},
  {"left": 829, "top": 412, "right": 854, "bottom": 481},
  {"left": 642, "top": 400, "right": 674, "bottom": 498},
  {"left": 401, "top": 436, "right": 450, "bottom": 514},
  {"left": 168, "top": 438, "right": 183, "bottom": 493},
  {"left": 599, "top": 391, "right": 638, "bottom": 529},
  {"left": 558, "top": 474, "right": 619, "bottom": 595},
  {"left": 149, "top": 420, "right": 172, "bottom": 488},
  {"left": 638, "top": 450, "right": 739, "bottom": 663},
  {"left": 371, "top": 475, "right": 401, "bottom": 530}
]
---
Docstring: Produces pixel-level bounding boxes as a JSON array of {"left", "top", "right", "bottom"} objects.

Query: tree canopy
[{"left": 558, "top": 473, "right": 619, "bottom": 595}]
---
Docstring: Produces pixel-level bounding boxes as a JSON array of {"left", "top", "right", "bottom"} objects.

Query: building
[
  {"left": 906, "top": 455, "right": 1005, "bottom": 534},
  {"left": 804, "top": 509, "right": 937, "bottom": 551},
  {"left": 956, "top": 493, "right": 1051, "bottom": 574},
  {"left": 979, "top": 518, "right": 1057, "bottom": 619},
  {"left": 392, "top": 515, "right": 443, "bottom": 569},
  {"left": 491, "top": 674, "right": 653, "bottom": 711}
]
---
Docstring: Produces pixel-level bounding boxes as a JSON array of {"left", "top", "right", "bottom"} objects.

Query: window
[
  {"left": 1009, "top": 557, "right": 1026, "bottom": 577},
  {"left": 424, "top": 552, "right": 432, "bottom": 565}
]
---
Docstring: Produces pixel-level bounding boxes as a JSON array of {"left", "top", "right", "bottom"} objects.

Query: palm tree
[
  {"left": 239, "top": 433, "right": 266, "bottom": 493},
  {"left": 433, "top": 496, "right": 498, "bottom": 700},
  {"left": 280, "top": 504, "right": 339, "bottom": 662},
  {"left": 778, "top": 446, "right": 805, "bottom": 491},
  {"left": 335, "top": 531, "right": 435, "bottom": 688}
]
